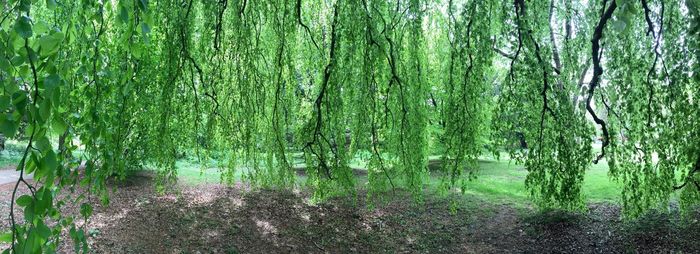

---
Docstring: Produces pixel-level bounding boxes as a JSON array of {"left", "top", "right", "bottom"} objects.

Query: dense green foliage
[{"left": 1, "top": 0, "right": 699, "bottom": 252}]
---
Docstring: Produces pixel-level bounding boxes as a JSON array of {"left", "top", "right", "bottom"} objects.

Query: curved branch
[
  {"left": 297, "top": 0, "right": 321, "bottom": 53},
  {"left": 587, "top": 0, "right": 616, "bottom": 164},
  {"left": 673, "top": 152, "right": 700, "bottom": 191},
  {"left": 640, "top": 0, "right": 655, "bottom": 36},
  {"left": 214, "top": 0, "right": 228, "bottom": 51},
  {"left": 304, "top": 1, "right": 341, "bottom": 180},
  {"left": 493, "top": 46, "right": 515, "bottom": 59}
]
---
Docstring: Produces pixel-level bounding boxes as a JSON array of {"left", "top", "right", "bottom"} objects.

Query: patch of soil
[
  {"left": 0, "top": 173, "right": 698, "bottom": 253},
  {"left": 0, "top": 165, "right": 16, "bottom": 171}
]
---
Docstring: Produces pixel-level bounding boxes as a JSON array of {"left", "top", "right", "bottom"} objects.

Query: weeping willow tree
[
  {"left": 493, "top": 0, "right": 594, "bottom": 210},
  {"left": 1, "top": 0, "right": 700, "bottom": 252}
]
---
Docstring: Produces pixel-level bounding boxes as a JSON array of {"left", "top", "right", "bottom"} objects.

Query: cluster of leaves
[
  {"left": 595, "top": 0, "right": 700, "bottom": 217},
  {"left": 1, "top": 0, "right": 699, "bottom": 252},
  {"left": 492, "top": 0, "right": 594, "bottom": 211},
  {"left": 493, "top": 0, "right": 700, "bottom": 217},
  {"left": 0, "top": 0, "right": 153, "bottom": 252}
]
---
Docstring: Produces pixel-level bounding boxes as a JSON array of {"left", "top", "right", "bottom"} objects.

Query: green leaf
[
  {"left": 26, "top": 46, "right": 37, "bottom": 63},
  {"left": 16, "top": 195, "right": 33, "bottom": 207},
  {"left": 41, "top": 150, "right": 57, "bottom": 173},
  {"left": 0, "top": 116, "right": 17, "bottom": 137},
  {"left": 46, "top": 0, "right": 57, "bottom": 10},
  {"left": 69, "top": 226, "right": 77, "bottom": 241},
  {"left": 24, "top": 203, "right": 34, "bottom": 222},
  {"left": 138, "top": 0, "right": 149, "bottom": 12},
  {"left": 0, "top": 58, "right": 11, "bottom": 73},
  {"left": 12, "top": 91, "right": 27, "bottom": 111},
  {"left": 18, "top": 0, "right": 31, "bottom": 12},
  {"left": 11, "top": 35, "right": 24, "bottom": 51},
  {"left": 141, "top": 22, "right": 151, "bottom": 44},
  {"left": 39, "top": 100, "right": 51, "bottom": 121},
  {"left": 34, "top": 188, "right": 52, "bottom": 215},
  {"left": 141, "top": 22, "right": 151, "bottom": 34},
  {"left": 100, "top": 192, "right": 110, "bottom": 206},
  {"left": 612, "top": 20, "right": 627, "bottom": 33},
  {"left": 24, "top": 226, "right": 39, "bottom": 253},
  {"left": 36, "top": 221, "right": 51, "bottom": 240},
  {"left": 80, "top": 203, "right": 92, "bottom": 218},
  {"left": 35, "top": 137, "right": 51, "bottom": 152},
  {"left": 37, "top": 32, "right": 64, "bottom": 56},
  {"left": 14, "top": 16, "right": 33, "bottom": 39},
  {"left": 0, "top": 96, "right": 9, "bottom": 109},
  {"left": 52, "top": 117, "right": 67, "bottom": 135},
  {"left": 118, "top": 5, "right": 129, "bottom": 24},
  {"left": 33, "top": 21, "right": 49, "bottom": 35},
  {"left": 10, "top": 55, "right": 25, "bottom": 67},
  {"left": 0, "top": 231, "right": 11, "bottom": 243},
  {"left": 44, "top": 74, "right": 61, "bottom": 91},
  {"left": 25, "top": 153, "right": 37, "bottom": 174}
]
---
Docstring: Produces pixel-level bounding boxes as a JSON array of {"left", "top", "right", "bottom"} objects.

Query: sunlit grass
[
  {"left": 448, "top": 159, "right": 531, "bottom": 205},
  {"left": 582, "top": 159, "right": 622, "bottom": 203},
  {"left": 172, "top": 152, "right": 624, "bottom": 206},
  {"left": 174, "top": 159, "right": 230, "bottom": 185}
]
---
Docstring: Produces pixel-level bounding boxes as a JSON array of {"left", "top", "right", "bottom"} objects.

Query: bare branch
[
  {"left": 586, "top": 0, "right": 616, "bottom": 164},
  {"left": 640, "top": 0, "right": 655, "bottom": 36},
  {"left": 493, "top": 46, "right": 516, "bottom": 59}
]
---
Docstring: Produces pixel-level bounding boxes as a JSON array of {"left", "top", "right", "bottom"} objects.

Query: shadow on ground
[{"left": 42, "top": 173, "right": 700, "bottom": 253}]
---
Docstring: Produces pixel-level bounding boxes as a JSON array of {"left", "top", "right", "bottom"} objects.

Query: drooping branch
[
  {"left": 643, "top": 0, "right": 667, "bottom": 130},
  {"left": 305, "top": 1, "right": 341, "bottom": 180},
  {"left": 512, "top": 0, "right": 557, "bottom": 154},
  {"left": 214, "top": 0, "right": 228, "bottom": 51},
  {"left": 10, "top": 9, "right": 42, "bottom": 247},
  {"left": 507, "top": 0, "right": 525, "bottom": 83},
  {"left": 493, "top": 46, "right": 516, "bottom": 59},
  {"left": 272, "top": 2, "right": 292, "bottom": 173},
  {"left": 673, "top": 152, "right": 700, "bottom": 191},
  {"left": 640, "top": 0, "right": 655, "bottom": 36},
  {"left": 180, "top": 0, "right": 221, "bottom": 117},
  {"left": 361, "top": 0, "right": 396, "bottom": 191},
  {"left": 587, "top": 0, "right": 616, "bottom": 163},
  {"left": 297, "top": 0, "right": 321, "bottom": 53}
]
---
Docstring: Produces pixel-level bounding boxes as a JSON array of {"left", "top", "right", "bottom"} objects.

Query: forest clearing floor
[
  {"left": 2, "top": 171, "right": 699, "bottom": 253},
  {"left": 0, "top": 169, "right": 31, "bottom": 185}
]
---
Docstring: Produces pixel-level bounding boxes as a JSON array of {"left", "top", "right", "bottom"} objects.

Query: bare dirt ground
[
  {"left": 0, "top": 172, "right": 699, "bottom": 253},
  {"left": 0, "top": 169, "right": 32, "bottom": 185}
]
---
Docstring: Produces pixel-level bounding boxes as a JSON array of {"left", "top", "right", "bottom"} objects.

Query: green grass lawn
[
  {"left": 171, "top": 153, "right": 623, "bottom": 207},
  {"left": 0, "top": 139, "right": 627, "bottom": 207},
  {"left": 452, "top": 157, "right": 621, "bottom": 205}
]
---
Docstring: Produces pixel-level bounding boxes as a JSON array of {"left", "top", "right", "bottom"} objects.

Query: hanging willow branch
[
  {"left": 673, "top": 153, "right": 700, "bottom": 191},
  {"left": 296, "top": 0, "right": 321, "bottom": 53},
  {"left": 305, "top": 1, "right": 341, "bottom": 180},
  {"left": 587, "top": 0, "right": 616, "bottom": 164}
]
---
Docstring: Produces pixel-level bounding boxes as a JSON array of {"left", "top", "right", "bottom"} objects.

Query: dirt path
[{"left": 0, "top": 169, "right": 30, "bottom": 186}]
